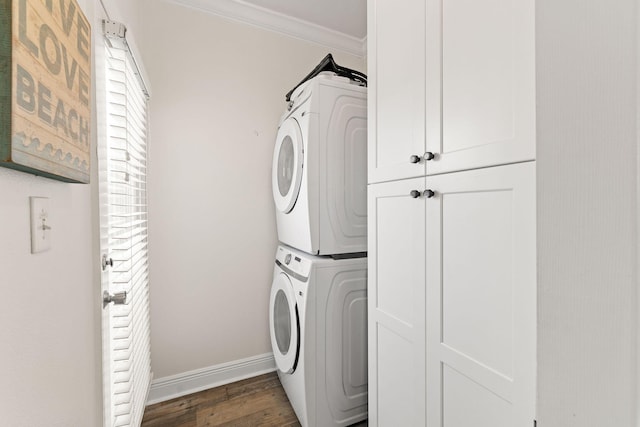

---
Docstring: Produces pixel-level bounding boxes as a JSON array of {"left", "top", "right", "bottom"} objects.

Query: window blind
[{"left": 101, "top": 38, "right": 151, "bottom": 427}]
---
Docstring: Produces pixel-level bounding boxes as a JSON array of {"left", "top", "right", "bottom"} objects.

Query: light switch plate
[{"left": 30, "top": 197, "right": 51, "bottom": 253}]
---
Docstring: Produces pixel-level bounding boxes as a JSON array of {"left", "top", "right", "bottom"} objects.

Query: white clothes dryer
[
  {"left": 272, "top": 73, "right": 367, "bottom": 256},
  {"left": 269, "top": 245, "right": 368, "bottom": 427}
]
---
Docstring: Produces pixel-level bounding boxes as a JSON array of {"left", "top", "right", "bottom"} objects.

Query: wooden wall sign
[{"left": 0, "top": 0, "right": 91, "bottom": 183}]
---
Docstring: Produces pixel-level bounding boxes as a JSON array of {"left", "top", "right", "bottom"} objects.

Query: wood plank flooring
[{"left": 141, "top": 372, "right": 368, "bottom": 427}]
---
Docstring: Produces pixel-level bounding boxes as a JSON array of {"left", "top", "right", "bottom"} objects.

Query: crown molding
[{"left": 168, "top": 0, "right": 367, "bottom": 57}]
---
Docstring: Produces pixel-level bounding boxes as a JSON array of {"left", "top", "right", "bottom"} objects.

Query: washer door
[
  {"left": 269, "top": 272, "right": 300, "bottom": 374},
  {"left": 272, "top": 117, "right": 304, "bottom": 214}
]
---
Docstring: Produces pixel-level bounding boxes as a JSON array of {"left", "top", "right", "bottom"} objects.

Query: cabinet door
[
  {"left": 425, "top": 162, "right": 536, "bottom": 427},
  {"left": 367, "top": 0, "right": 426, "bottom": 184},
  {"left": 425, "top": 0, "right": 535, "bottom": 174},
  {"left": 367, "top": 178, "right": 426, "bottom": 426}
]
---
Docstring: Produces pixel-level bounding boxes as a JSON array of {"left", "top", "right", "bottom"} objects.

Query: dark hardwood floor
[{"left": 142, "top": 372, "right": 368, "bottom": 427}]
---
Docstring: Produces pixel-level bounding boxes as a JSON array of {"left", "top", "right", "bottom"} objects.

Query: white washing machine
[
  {"left": 272, "top": 73, "right": 367, "bottom": 256},
  {"left": 269, "top": 245, "right": 368, "bottom": 426}
]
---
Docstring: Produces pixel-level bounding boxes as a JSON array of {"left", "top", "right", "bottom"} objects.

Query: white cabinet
[
  {"left": 367, "top": 164, "right": 536, "bottom": 426},
  {"left": 425, "top": 0, "right": 536, "bottom": 175},
  {"left": 425, "top": 162, "right": 536, "bottom": 427},
  {"left": 367, "top": 177, "right": 426, "bottom": 426},
  {"left": 368, "top": 0, "right": 536, "bottom": 183},
  {"left": 367, "top": 0, "right": 537, "bottom": 425},
  {"left": 367, "top": 0, "right": 426, "bottom": 184}
]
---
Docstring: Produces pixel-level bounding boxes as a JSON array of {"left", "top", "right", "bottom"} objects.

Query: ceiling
[
  {"left": 240, "top": 0, "right": 367, "bottom": 39},
  {"left": 171, "top": 0, "right": 368, "bottom": 56}
]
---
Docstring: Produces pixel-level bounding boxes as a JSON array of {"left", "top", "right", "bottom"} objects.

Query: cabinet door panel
[
  {"left": 368, "top": 0, "right": 426, "bottom": 184},
  {"left": 368, "top": 178, "right": 426, "bottom": 426},
  {"left": 443, "top": 365, "right": 512, "bottom": 427},
  {"left": 376, "top": 324, "right": 416, "bottom": 427},
  {"left": 426, "top": 0, "right": 535, "bottom": 174},
  {"left": 425, "top": 162, "right": 536, "bottom": 427}
]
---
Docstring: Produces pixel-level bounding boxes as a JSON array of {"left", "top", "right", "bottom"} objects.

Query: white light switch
[{"left": 30, "top": 197, "right": 51, "bottom": 254}]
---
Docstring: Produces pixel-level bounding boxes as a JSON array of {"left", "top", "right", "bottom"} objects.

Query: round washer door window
[
  {"left": 272, "top": 118, "right": 303, "bottom": 213},
  {"left": 269, "top": 272, "right": 299, "bottom": 374}
]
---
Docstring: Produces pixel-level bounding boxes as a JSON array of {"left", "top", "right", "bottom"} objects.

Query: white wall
[
  {"left": 0, "top": 0, "right": 100, "bottom": 425},
  {"left": 536, "top": 0, "right": 638, "bottom": 425},
  {"left": 137, "top": 0, "right": 365, "bottom": 379}
]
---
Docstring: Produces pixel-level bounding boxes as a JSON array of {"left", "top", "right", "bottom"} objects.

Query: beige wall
[
  {"left": 536, "top": 0, "right": 638, "bottom": 425},
  {"left": 0, "top": 171, "right": 100, "bottom": 427},
  {"left": 105, "top": 0, "right": 141, "bottom": 26},
  {"left": 137, "top": 0, "right": 365, "bottom": 378},
  {"left": 0, "top": 0, "right": 101, "bottom": 425}
]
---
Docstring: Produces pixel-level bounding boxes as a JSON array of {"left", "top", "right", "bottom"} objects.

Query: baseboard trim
[{"left": 146, "top": 353, "right": 276, "bottom": 405}]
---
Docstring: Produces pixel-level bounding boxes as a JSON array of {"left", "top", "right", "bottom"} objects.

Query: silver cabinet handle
[
  {"left": 410, "top": 152, "right": 435, "bottom": 164},
  {"left": 103, "top": 291, "right": 127, "bottom": 308},
  {"left": 410, "top": 190, "right": 435, "bottom": 198}
]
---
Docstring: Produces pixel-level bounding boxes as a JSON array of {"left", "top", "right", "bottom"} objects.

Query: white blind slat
[{"left": 101, "top": 40, "right": 152, "bottom": 427}]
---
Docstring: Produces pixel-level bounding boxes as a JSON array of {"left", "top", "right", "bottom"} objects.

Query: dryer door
[
  {"left": 272, "top": 117, "right": 304, "bottom": 214},
  {"left": 269, "top": 272, "right": 300, "bottom": 374}
]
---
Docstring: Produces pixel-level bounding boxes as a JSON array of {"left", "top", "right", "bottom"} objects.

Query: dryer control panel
[{"left": 275, "top": 246, "right": 312, "bottom": 282}]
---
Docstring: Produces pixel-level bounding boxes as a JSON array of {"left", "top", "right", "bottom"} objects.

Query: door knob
[
  {"left": 103, "top": 291, "right": 127, "bottom": 308},
  {"left": 423, "top": 152, "right": 435, "bottom": 161},
  {"left": 424, "top": 189, "right": 435, "bottom": 198},
  {"left": 410, "top": 190, "right": 421, "bottom": 198},
  {"left": 409, "top": 154, "right": 421, "bottom": 164}
]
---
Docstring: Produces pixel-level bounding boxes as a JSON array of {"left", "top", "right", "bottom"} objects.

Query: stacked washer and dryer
[{"left": 268, "top": 67, "right": 368, "bottom": 427}]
